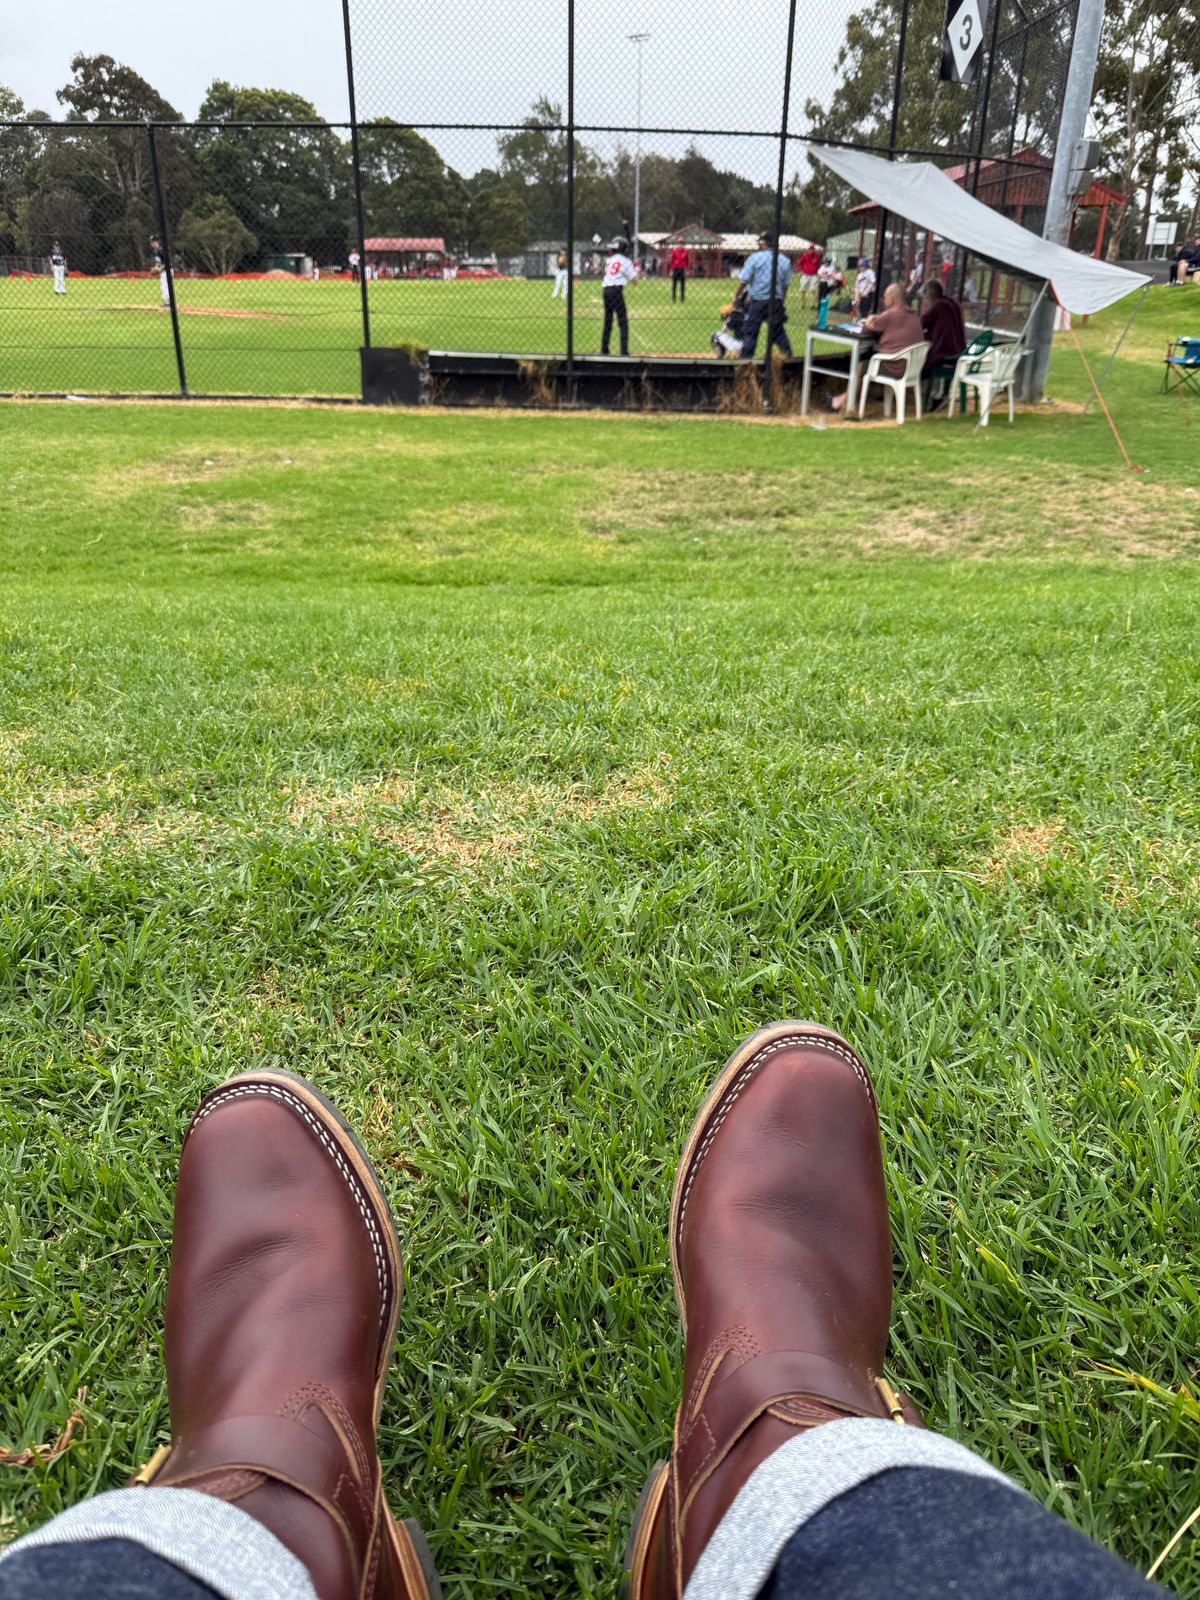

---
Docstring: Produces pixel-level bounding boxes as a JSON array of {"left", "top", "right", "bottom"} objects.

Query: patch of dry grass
[
  {"left": 981, "top": 819, "right": 1072, "bottom": 885},
  {"left": 281, "top": 761, "right": 673, "bottom": 868}
]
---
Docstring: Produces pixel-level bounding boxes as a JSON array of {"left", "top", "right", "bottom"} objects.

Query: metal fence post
[
  {"left": 565, "top": 0, "right": 575, "bottom": 401},
  {"left": 1025, "top": 0, "right": 1104, "bottom": 399},
  {"left": 968, "top": 0, "right": 1004, "bottom": 197},
  {"left": 873, "top": 0, "right": 912, "bottom": 290},
  {"left": 765, "top": 0, "right": 799, "bottom": 410},
  {"left": 341, "top": 0, "right": 372, "bottom": 351},
  {"left": 146, "top": 123, "right": 188, "bottom": 398}
]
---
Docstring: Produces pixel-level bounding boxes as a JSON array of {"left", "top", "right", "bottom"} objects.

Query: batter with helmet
[{"left": 600, "top": 235, "right": 637, "bottom": 356}]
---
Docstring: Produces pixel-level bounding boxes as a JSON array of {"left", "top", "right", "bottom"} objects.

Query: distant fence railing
[{"left": 0, "top": 0, "right": 1079, "bottom": 402}]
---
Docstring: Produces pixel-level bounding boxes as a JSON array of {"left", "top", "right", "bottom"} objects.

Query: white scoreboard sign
[{"left": 941, "top": 0, "right": 987, "bottom": 84}]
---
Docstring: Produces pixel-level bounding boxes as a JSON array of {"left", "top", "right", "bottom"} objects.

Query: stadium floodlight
[{"left": 628, "top": 33, "right": 650, "bottom": 260}]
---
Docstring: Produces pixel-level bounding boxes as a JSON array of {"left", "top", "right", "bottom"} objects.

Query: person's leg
[
  {"left": 751, "top": 1463, "right": 1162, "bottom": 1600},
  {"left": 0, "top": 1538, "right": 220, "bottom": 1599},
  {"left": 616, "top": 292, "right": 629, "bottom": 355},
  {"left": 739, "top": 299, "right": 766, "bottom": 358},
  {"left": 602, "top": 290, "right": 615, "bottom": 353},
  {"left": 1, "top": 1072, "right": 440, "bottom": 1600},
  {"left": 768, "top": 303, "right": 792, "bottom": 358},
  {"left": 0, "top": 1500, "right": 313, "bottom": 1600},
  {"left": 624, "top": 1021, "right": 1162, "bottom": 1600}
]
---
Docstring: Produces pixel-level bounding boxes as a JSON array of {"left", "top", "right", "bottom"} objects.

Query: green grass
[
  {"left": 2, "top": 302, "right": 1200, "bottom": 1597},
  {"left": 0, "top": 274, "right": 743, "bottom": 396}
]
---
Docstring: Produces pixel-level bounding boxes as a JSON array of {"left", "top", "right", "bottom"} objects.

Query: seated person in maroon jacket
[{"left": 919, "top": 279, "right": 967, "bottom": 375}]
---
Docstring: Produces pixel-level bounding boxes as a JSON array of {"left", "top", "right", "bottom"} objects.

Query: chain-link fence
[{"left": 0, "top": 0, "right": 1079, "bottom": 399}]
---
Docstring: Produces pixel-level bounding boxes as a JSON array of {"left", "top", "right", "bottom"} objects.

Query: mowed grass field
[
  {"left": 0, "top": 273, "right": 743, "bottom": 395},
  {"left": 3, "top": 293, "right": 1200, "bottom": 1596}
]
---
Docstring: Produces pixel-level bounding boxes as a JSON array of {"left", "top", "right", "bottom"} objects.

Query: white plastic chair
[
  {"left": 948, "top": 342, "right": 1026, "bottom": 425},
  {"left": 858, "top": 341, "right": 930, "bottom": 424}
]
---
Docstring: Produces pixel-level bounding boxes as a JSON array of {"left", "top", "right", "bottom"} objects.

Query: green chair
[{"left": 925, "top": 329, "right": 993, "bottom": 411}]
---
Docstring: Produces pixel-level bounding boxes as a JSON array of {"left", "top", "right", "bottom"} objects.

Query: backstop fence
[{"left": 0, "top": 0, "right": 1080, "bottom": 401}]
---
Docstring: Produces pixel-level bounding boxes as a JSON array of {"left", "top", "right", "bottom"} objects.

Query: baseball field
[
  {"left": 0, "top": 273, "right": 748, "bottom": 395},
  {"left": 3, "top": 286, "right": 1200, "bottom": 1596}
]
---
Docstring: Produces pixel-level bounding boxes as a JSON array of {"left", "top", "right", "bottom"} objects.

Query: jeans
[
  {"left": 740, "top": 297, "right": 792, "bottom": 359},
  {"left": 672, "top": 269, "right": 686, "bottom": 302},
  {"left": 685, "top": 1418, "right": 1162, "bottom": 1600},
  {"left": 601, "top": 286, "right": 628, "bottom": 354},
  {"left": 0, "top": 1423, "right": 1164, "bottom": 1600},
  {"left": 0, "top": 1540, "right": 218, "bottom": 1599},
  {"left": 758, "top": 1468, "right": 1163, "bottom": 1600},
  {"left": 0, "top": 1489, "right": 316, "bottom": 1600}
]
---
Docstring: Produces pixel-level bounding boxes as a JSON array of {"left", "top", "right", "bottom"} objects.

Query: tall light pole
[{"left": 629, "top": 33, "right": 649, "bottom": 258}]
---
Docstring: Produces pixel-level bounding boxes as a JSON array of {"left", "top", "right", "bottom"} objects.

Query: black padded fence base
[{"left": 361, "top": 348, "right": 811, "bottom": 414}]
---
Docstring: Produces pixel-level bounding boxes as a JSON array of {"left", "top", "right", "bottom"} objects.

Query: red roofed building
[
  {"left": 848, "top": 149, "right": 1126, "bottom": 262},
  {"left": 365, "top": 237, "right": 448, "bottom": 277}
]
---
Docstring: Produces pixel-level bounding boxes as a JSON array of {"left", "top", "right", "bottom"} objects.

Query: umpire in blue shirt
[{"left": 739, "top": 231, "right": 793, "bottom": 358}]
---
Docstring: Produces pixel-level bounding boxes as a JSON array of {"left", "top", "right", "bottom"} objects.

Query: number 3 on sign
[{"left": 944, "top": 0, "right": 984, "bottom": 81}]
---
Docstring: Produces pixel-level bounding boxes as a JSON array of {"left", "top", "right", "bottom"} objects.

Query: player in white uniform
[
  {"left": 50, "top": 242, "right": 67, "bottom": 296},
  {"left": 151, "top": 237, "right": 170, "bottom": 306},
  {"left": 552, "top": 248, "right": 569, "bottom": 299},
  {"left": 601, "top": 236, "right": 637, "bottom": 355},
  {"left": 852, "top": 257, "right": 877, "bottom": 317}
]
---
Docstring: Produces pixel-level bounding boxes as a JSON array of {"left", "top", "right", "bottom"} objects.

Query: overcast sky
[{"left": 2, "top": 0, "right": 859, "bottom": 186}]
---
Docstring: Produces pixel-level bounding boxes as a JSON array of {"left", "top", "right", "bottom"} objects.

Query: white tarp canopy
[{"left": 809, "top": 145, "right": 1150, "bottom": 317}]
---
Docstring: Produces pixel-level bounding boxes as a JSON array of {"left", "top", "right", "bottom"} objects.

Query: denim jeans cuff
[
  {"left": 683, "top": 1416, "right": 1023, "bottom": 1600},
  {"left": 0, "top": 1486, "right": 318, "bottom": 1600}
]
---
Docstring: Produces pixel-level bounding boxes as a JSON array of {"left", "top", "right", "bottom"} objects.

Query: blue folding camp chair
[{"left": 1161, "top": 336, "right": 1200, "bottom": 399}]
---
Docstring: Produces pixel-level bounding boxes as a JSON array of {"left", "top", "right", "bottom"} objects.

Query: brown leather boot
[
  {"left": 625, "top": 1022, "right": 922, "bottom": 1599},
  {"left": 131, "top": 1070, "right": 440, "bottom": 1600}
]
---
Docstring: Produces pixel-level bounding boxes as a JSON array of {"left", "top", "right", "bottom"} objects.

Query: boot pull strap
[
  {"left": 131, "top": 1413, "right": 372, "bottom": 1572},
  {"left": 677, "top": 1350, "right": 908, "bottom": 1514}
]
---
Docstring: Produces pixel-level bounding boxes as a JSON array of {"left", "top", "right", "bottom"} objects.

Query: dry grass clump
[{"left": 981, "top": 819, "right": 1072, "bottom": 885}]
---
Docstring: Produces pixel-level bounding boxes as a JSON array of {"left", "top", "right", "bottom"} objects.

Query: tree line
[
  {"left": 2, "top": 9, "right": 1196, "bottom": 275},
  {"left": 0, "top": 59, "right": 777, "bottom": 273},
  {"left": 791, "top": 0, "right": 1200, "bottom": 260}
]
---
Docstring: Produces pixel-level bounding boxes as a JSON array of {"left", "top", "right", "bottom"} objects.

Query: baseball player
[
  {"left": 797, "top": 242, "right": 821, "bottom": 306},
  {"left": 552, "top": 248, "right": 569, "bottom": 299},
  {"left": 600, "top": 236, "right": 636, "bottom": 356},
  {"left": 50, "top": 241, "right": 67, "bottom": 296},
  {"left": 669, "top": 242, "right": 688, "bottom": 303},
  {"left": 151, "top": 237, "right": 170, "bottom": 306}
]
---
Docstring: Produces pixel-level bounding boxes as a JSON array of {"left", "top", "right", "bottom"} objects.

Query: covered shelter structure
[
  {"left": 654, "top": 225, "right": 725, "bottom": 278},
  {"left": 810, "top": 144, "right": 1148, "bottom": 319},
  {"left": 847, "top": 149, "right": 1127, "bottom": 264},
  {"left": 808, "top": 145, "right": 1151, "bottom": 437},
  {"left": 654, "top": 226, "right": 817, "bottom": 279},
  {"left": 364, "top": 237, "right": 447, "bottom": 278}
]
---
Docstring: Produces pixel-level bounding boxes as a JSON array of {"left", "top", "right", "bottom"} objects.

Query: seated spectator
[
  {"left": 1173, "top": 235, "right": 1200, "bottom": 284},
  {"left": 919, "top": 278, "right": 967, "bottom": 374},
  {"left": 831, "top": 282, "right": 923, "bottom": 412}
]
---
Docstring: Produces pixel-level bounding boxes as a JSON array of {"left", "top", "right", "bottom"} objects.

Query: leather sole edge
[{"left": 621, "top": 1459, "right": 668, "bottom": 1600}]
